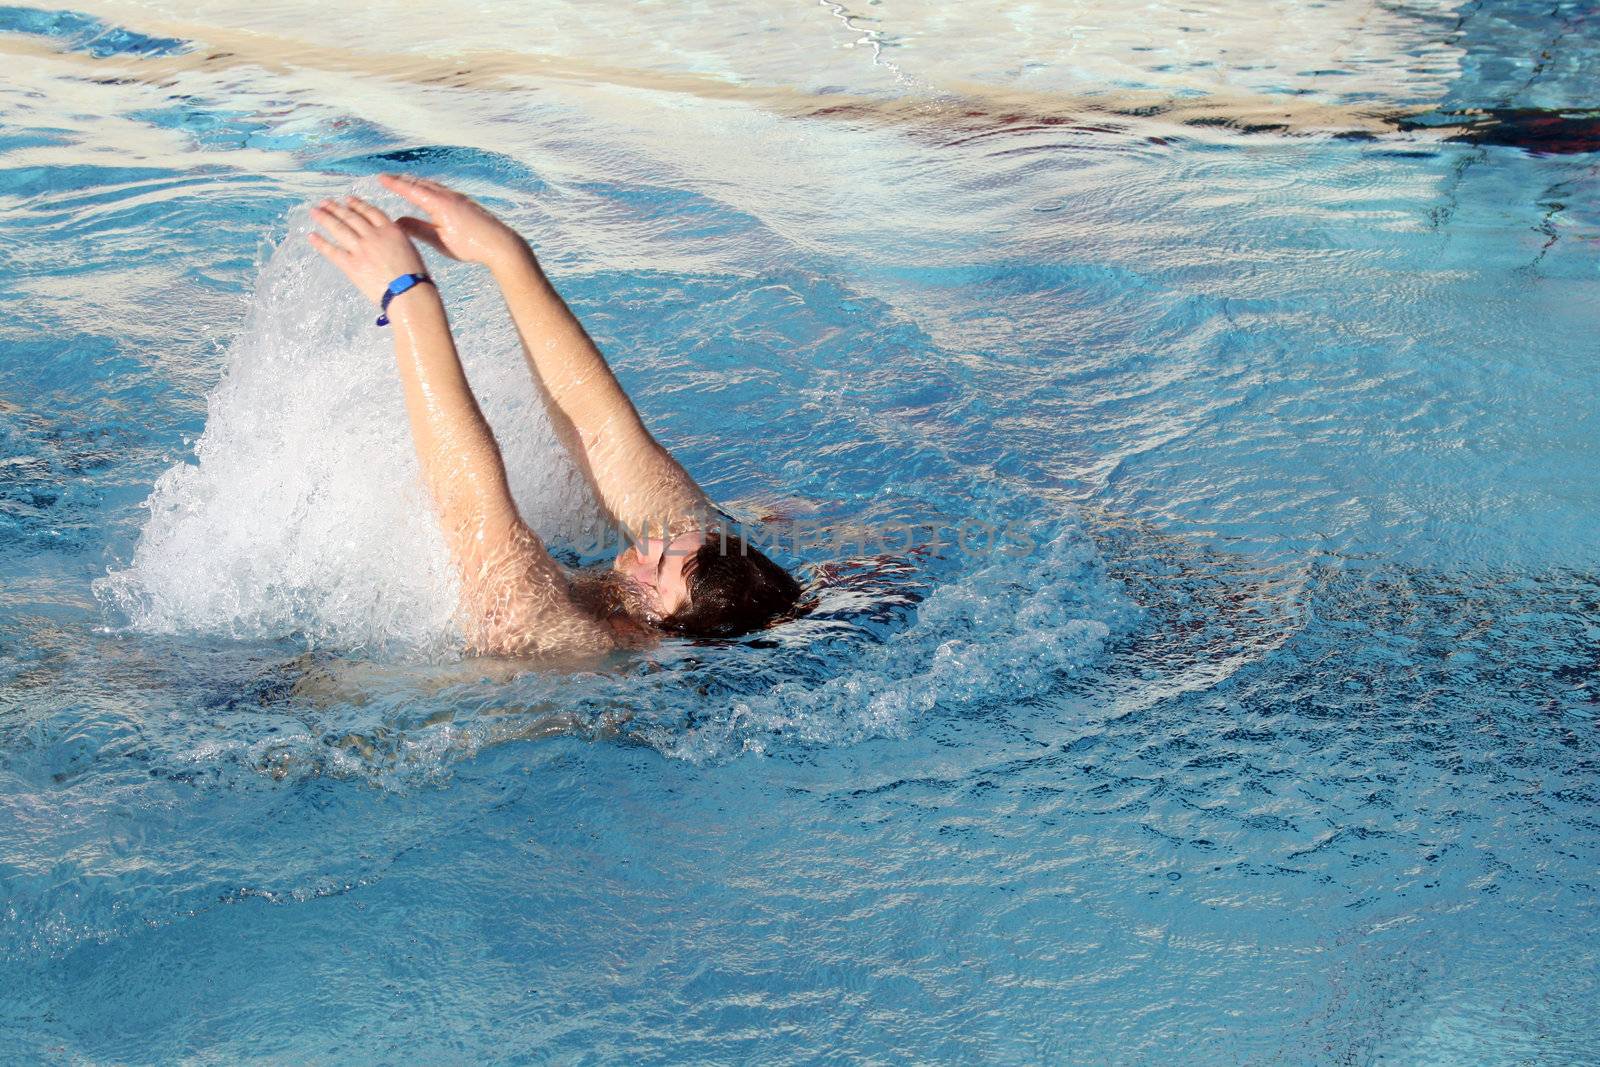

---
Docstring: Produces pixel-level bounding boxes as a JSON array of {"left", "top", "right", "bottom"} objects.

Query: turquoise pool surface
[{"left": 2, "top": 0, "right": 1598, "bottom": 1061}]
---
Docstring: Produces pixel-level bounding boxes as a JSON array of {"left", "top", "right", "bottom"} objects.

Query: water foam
[
  {"left": 239, "top": 517, "right": 1131, "bottom": 772},
  {"left": 93, "top": 189, "right": 1132, "bottom": 768},
  {"left": 642, "top": 523, "right": 1136, "bottom": 761},
  {"left": 97, "top": 190, "right": 600, "bottom": 652}
]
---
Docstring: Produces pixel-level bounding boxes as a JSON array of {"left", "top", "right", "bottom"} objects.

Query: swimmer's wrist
[
  {"left": 487, "top": 237, "right": 542, "bottom": 280},
  {"left": 381, "top": 281, "right": 443, "bottom": 325},
  {"left": 373, "top": 272, "right": 436, "bottom": 326}
]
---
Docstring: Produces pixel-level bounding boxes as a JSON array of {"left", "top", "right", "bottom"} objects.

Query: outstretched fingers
[
  {"left": 306, "top": 230, "right": 347, "bottom": 262},
  {"left": 344, "top": 195, "right": 391, "bottom": 229},
  {"left": 397, "top": 215, "right": 447, "bottom": 253},
  {"left": 379, "top": 172, "right": 445, "bottom": 212},
  {"left": 303, "top": 191, "right": 429, "bottom": 303},
  {"left": 322, "top": 198, "right": 371, "bottom": 232},
  {"left": 311, "top": 199, "right": 362, "bottom": 247}
]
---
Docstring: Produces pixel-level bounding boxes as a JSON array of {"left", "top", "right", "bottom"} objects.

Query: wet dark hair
[{"left": 660, "top": 535, "right": 803, "bottom": 638}]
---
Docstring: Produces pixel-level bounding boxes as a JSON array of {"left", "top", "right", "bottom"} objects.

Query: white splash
[{"left": 97, "top": 192, "right": 601, "bottom": 653}]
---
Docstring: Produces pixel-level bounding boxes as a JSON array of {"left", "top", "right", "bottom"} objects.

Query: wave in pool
[
  {"left": 87, "top": 180, "right": 1137, "bottom": 772},
  {"left": 94, "top": 183, "right": 602, "bottom": 654}
]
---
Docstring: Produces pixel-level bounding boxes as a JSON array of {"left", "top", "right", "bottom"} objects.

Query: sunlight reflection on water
[{"left": 2, "top": 0, "right": 1597, "bottom": 1061}]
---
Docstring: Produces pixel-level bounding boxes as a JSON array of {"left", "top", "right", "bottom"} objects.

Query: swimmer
[{"left": 306, "top": 175, "right": 800, "bottom": 657}]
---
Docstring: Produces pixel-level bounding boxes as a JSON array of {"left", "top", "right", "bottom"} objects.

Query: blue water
[{"left": 3, "top": 1, "right": 1598, "bottom": 1061}]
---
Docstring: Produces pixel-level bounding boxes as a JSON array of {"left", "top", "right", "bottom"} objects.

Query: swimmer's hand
[
  {"left": 307, "top": 196, "right": 429, "bottom": 305},
  {"left": 378, "top": 173, "right": 527, "bottom": 271}
]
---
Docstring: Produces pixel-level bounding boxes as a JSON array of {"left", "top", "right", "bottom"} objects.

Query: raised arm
[
  {"left": 378, "top": 174, "right": 715, "bottom": 542},
  {"left": 307, "top": 196, "right": 612, "bottom": 657}
]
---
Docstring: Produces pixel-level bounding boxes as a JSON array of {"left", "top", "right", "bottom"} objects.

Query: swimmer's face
[{"left": 612, "top": 531, "right": 704, "bottom": 620}]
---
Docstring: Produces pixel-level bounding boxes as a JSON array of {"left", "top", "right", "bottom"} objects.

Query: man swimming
[{"left": 306, "top": 174, "right": 800, "bottom": 657}]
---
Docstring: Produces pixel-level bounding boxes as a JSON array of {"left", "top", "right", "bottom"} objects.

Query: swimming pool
[{"left": 2, "top": 0, "right": 1597, "bottom": 1060}]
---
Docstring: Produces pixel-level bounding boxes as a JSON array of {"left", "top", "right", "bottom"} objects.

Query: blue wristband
[{"left": 375, "top": 273, "right": 433, "bottom": 326}]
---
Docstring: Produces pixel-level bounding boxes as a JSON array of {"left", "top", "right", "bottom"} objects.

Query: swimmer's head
[
  {"left": 612, "top": 530, "right": 704, "bottom": 621},
  {"left": 612, "top": 529, "right": 802, "bottom": 637}
]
